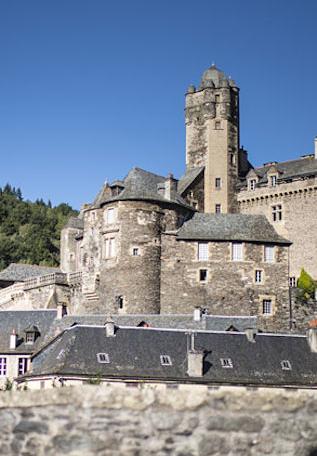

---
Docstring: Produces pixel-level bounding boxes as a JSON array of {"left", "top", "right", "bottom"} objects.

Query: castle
[{"left": 1, "top": 64, "right": 317, "bottom": 333}]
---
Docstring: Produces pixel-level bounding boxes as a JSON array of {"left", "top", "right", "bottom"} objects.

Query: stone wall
[
  {"left": 161, "top": 235, "right": 290, "bottom": 331},
  {"left": 1, "top": 383, "right": 317, "bottom": 455},
  {"left": 238, "top": 177, "right": 317, "bottom": 280}
]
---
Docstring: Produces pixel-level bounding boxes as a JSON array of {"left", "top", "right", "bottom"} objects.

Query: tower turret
[{"left": 185, "top": 64, "right": 240, "bottom": 213}]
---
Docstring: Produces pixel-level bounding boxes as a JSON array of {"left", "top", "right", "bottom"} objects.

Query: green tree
[{"left": 297, "top": 268, "right": 316, "bottom": 300}]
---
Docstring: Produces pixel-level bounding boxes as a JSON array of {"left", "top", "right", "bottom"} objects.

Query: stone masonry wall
[
  {"left": 160, "top": 235, "right": 290, "bottom": 332},
  {"left": 2, "top": 383, "right": 317, "bottom": 455},
  {"left": 238, "top": 177, "right": 317, "bottom": 280}
]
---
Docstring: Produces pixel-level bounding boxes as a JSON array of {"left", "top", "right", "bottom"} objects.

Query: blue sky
[{"left": 0, "top": 0, "right": 316, "bottom": 209}]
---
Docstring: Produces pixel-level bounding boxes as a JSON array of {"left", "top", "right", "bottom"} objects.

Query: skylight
[
  {"left": 220, "top": 358, "right": 233, "bottom": 368},
  {"left": 97, "top": 353, "right": 110, "bottom": 364},
  {"left": 160, "top": 355, "right": 172, "bottom": 366}
]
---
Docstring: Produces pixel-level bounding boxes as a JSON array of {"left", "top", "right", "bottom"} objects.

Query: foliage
[
  {"left": 0, "top": 184, "right": 77, "bottom": 270},
  {"left": 4, "top": 378, "right": 13, "bottom": 391},
  {"left": 297, "top": 268, "right": 316, "bottom": 301}
]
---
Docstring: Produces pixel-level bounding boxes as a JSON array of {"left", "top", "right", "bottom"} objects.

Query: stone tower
[{"left": 185, "top": 64, "right": 241, "bottom": 213}]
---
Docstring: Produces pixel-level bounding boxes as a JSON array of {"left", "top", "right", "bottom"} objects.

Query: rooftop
[
  {"left": 177, "top": 213, "right": 291, "bottom": 244},
  {"left": 0, "top": 263, "right": 61, "bottom": 284}
]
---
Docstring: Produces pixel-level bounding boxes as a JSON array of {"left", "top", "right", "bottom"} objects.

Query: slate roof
[
  {"left": 25, "top": 325, "right": 317, "bottom": 387},
  {"left": 0, "top": 263, "right": 61, "bottom": 283},
  {"left": 95, "top": 168, "right": 192, "bottom": 210},
  {"left": 40, "top": 314, "right": 257, "bottom": 347},
  {"left": 240, "top": 155, "right": 317, "bottom": 188},
  {"left": 177, "top": 213, "right": 291, "bottom": 244},
  {"left": 178, "top": 167, "right": 204, "bottom": 195},
  {"left": 64, "top": 216, "right": 84, "bottom": 230},
  {"left": 0, "top": 310, "right": 57, "bottom": 353}
]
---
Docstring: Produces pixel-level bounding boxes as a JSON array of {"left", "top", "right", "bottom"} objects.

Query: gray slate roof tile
[
  {"left": 0, "top": 264, "right": 61, "bottom": 283},
  {"left": 177, "top": 213, "right": 291, "bottom": 244}
]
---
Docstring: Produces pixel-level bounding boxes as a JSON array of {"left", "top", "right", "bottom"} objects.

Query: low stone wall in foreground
[{"left": 1, "top": 383, "right": 317, "bottom": 455}]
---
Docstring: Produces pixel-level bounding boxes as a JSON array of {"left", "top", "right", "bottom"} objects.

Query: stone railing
[
  {"left": 24, "top": 272, "right": 68, "bottom": 290},
  {"left": 67, "top": 271, "right": 83, "bottom": 285},
  {"left": 0, "top": 282, "right": 25, "bottom": 306}
]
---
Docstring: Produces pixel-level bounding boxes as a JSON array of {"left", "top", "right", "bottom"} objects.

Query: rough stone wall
[
  {"left": 60, "top": 226, "right": 83, "bottom": 273},
  {"left": 161, "top": 235, "right": 290, "bottom": 331},
  {"left": 86, "top": 200, "right": 188, "bottom": 315},
  {"left": 237, "top": 177, "right": 317, "bottom": 279},
  {"left": 1, "top": 383, "right": 317, "bottom": 455},
  {"left": 182, "top": 171, "right": 205, "bottom": 212}
]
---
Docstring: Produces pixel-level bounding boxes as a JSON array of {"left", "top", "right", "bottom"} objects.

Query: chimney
[
  {"left": 307, "top": 328, "right": 317, "bottom": 352},
  {"left": 193, "top": 307, "right": 202, "bottom": 322},
  {"left": 164, "top": 173, "right": 177, "bottom": 200},
  {"left": 245, "top": 328, "right": 257, "bottom": 343},
  {"left": 315, "top": 137, "right": 317, "bottom": 159},
  {"left": 186, "top": 332, "right": 204, "bottom": 377},
  {"left": 10, "top": 329, "right": 17, "bottom": 350},
  {"left": 105, "top": 316, "right": 116, "bottom": 337},
  {"left": 56, "top": 304, "right": 67, "bottom": 320}
]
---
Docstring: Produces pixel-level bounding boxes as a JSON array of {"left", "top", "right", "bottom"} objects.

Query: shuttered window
[
  {"left": 198, "top": 242, "right": 208, "bottom": 261},
  {"left": 232, "top": 242, "right": 243, "bottom": 261}
]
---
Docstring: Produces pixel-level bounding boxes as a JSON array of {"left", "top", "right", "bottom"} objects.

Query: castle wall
[
  {"left": 238, "top": 177, "right": 317, "bottom": 280},
  {"left": 160, "top": 235, "right": 290, "bottom": 331},
  {"left": 2, "top": 384, "right": 317, "bottom": 455}
]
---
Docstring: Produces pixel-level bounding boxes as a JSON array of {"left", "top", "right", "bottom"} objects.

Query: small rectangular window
[
  {"left": 221, "top": 358, "right": 233, "bottom": 368},
  {"left": 132, "top": 248, "right": 139, "bottom": 256},
  {"left": 215, "top": 204, "right": 221, "bottom": 214},
  {"left": 18, "top": 358, "right": 28, "bottom": 376},
  {"left": 116, "top": 295, "right": 124, "bottom": 310},
  {"left": 106, "top": 208, "right": 116, "bottom": 224},
  {"left": 198, "top": 242, "right": 208, "bottom": 261},
  {"left": 264, "top": 245, "right": 275, "bottom": 263},
  {"left": 272, "top": 204, "right": 282, "bottom": 222},
  {"left": 0, "top": 357, "right": 7, "bottom": 376},
  {"left": 249, "top": 179, "right": 256, "bottom": 191},
  {"left": 262, "top": 299, "right": 272, "bottom": 315},
  {"left": 255, "top": 270, "right": 263, "bottom": 284},
  {"left": 289, "top": 277, "right": 296, "bottom": 288},
  {"left": 232, "top": 242, "right": 243, "bottom": 261},
  {"left": 215, "top": 177, "right": 221, "bottom": 189},
  {"left": 215, "top": 94, "right": 220, "bottom": 103},
  {"left": 97, "top": 353, "right": 110, "bottom": 363},
  {"left": 160, "top": 355, "right": 172, "bottom": 366},
  {"left": 215, "top": 120, "right": 221, "bottom": 130},
  {"left": 270, "top": 175, "right": 277, "bottom": 187},
  {"left": 281, "top": 360, "right": 292, "bottom": 370},
  {"left": 199, "top": 269, "right": 208, "bottom": 282}
]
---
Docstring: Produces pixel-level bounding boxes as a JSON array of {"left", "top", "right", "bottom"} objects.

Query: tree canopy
[{"left": 0, "top": 184, "right": 77, "bottom": 270}]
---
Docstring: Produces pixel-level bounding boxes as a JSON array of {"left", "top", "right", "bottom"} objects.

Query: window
[
  {"left": 199, "top": 269, "right": 208, "bottom": 282},
  {"left": 249, "top": 179, "right": 256, "bottom": 191},
  {"left": 232, "top": 242, "right": 243, "bottom": 261},
  {"left": 106, "top": 208, "right": 116, "bottom": 224},
  {"left": 132, "top": 248, "right": 139, "bottom": 256},
  {"left": 270, "top": 175, "right": 277, "bottom": 187},
  {"left": 230, "top": 154, "right": 236, "bottom": 165},
  {"left": 105, "top": 238, "right": 116, "bottom": 258},
  {"left": 215, "top": 120, "right": 221, "bottom": 130},
  {"left": 0, "top": 358, "right": 7, "bottom": 376},
  {"left": 160, "top": 355, "right": 172, "bottom": 366},
  {"left": 255, "top": 270, "right": 263, "bottom": 284},
  {"left": 198, "top": 242, "right": 208, "bottom": 261},
  {"left": 264, "top": 245, "right": 275, "bottom": 263},
  {"left": 116, "top": 295, "right": 124, "bottom": 310},
  {"left": 97, "top": 353, "right": 110, "bottom": 364},
  {"left": 25, "top": 332, "right": 35, "bottom": 344},
  {"left": 220, "top": 358, "right": 233, "bottom": 368},
  {"left": 215, "top": 177, "right": 221, "bottom": 189},
  {"left": 272, "top": 204, "right": 282, "bottom": 222},
  {"left": 18, "top": 358, "right": 28, "bottom": 376},
  {"left": 215, "top": 204, "right": 221, "bottom": 214},
  {"left": 215, "top": 94, "right": 220, "bottom": 103},
  {"left": 289, "top": 277, "right": 296, "bottom": 288},
  {"left": 262, "top": 299, "right": 272, "bottom": 315},
  {"left": 281, "top": 360, "right": 292, "bottom": 370}
]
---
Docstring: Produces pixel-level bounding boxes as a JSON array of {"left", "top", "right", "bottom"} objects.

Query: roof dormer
[
  {"left": 246, "top": 169, "right": 259, "bottom": 191},
  {"left": 266, "top": 165, "right": 281, "bottom": 187},
  {"left": 24, "top": 325, "right": 40, "bottom": 345}
]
